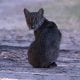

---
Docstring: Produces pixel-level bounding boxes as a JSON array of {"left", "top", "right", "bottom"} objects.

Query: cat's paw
[{"left": 50, "top": 62, "right": 57, "bottom": 68}]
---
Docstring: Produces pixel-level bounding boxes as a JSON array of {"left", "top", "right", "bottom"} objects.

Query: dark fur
[{"left": 24, "top": 8, "right": 62, "bottom": 68}]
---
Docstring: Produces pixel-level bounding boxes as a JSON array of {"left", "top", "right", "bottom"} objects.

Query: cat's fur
[{"left": 24, "top": 8, "right": 62, "bottom": 68}]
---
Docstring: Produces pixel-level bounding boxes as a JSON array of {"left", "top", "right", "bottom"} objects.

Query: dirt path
[
  {"left": 0, "top": 0, "right": 80, "bottom": 80},
  {"left": 0, "top": 47, "right": 80, "bottom": 80},
  {"left": 0, "top": 29, "right": 80, "bottom": 80}
]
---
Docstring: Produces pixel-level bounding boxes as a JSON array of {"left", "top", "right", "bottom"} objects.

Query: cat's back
[
  {"left": 40, "top": 21, "right": 62, "bottom": 42},
  {"left": 38, "top": 21, "right": 62, "bottom": 63}
]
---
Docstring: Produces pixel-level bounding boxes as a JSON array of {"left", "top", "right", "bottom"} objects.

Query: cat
[{"left": 24, "top": 8, "right": 62, "bottom": 68}]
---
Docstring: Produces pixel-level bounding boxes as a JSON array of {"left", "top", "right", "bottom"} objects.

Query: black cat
[{"left": 24, "top": 8, "right": 62, "bottom": 68}]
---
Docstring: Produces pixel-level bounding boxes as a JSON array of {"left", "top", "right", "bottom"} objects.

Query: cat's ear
[
  {"left": 38, "top": 8, "right": 44, "bottom": 15},
  {"left": 24, "top": 8, "right": 30, "bottom": 16}
]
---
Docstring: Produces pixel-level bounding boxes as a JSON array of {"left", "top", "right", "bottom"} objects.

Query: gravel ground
[
  {"left": 0, "top": 30, "right": 79, "bottom": 80},
  {"left": 0, "top": 47, "right": 80, "bottom": 80}
]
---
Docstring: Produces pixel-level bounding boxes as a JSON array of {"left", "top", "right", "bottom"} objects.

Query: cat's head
[{"left": 24, "top": 8, "right": 44, "bottom": 30}]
